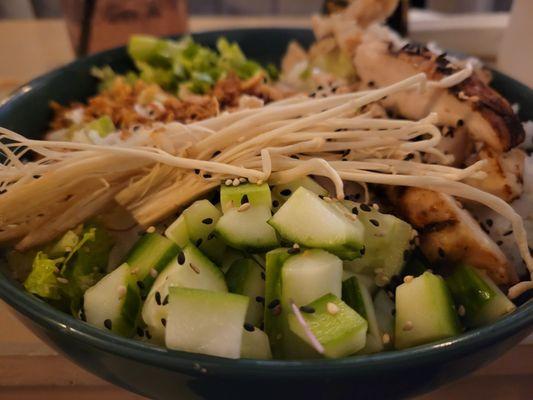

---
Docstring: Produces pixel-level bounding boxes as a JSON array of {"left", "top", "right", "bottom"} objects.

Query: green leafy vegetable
[
  {"left": 24, "top": 252, "right": 63, "bottom": 300},
  {"left": 85, "top": 116, "right": 116, "bottom": 138}
]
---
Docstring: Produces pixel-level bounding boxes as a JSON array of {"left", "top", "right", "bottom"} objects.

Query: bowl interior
[{"left": 0, "top": 28, "right": 532, "bottom": 377}]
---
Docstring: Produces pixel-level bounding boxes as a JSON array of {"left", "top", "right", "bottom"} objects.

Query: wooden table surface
[{"left": 0, "top": 16, "right": 531, "bottom": 400}]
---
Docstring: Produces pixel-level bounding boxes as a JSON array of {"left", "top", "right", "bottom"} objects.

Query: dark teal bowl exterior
[{"left": 0, "top": 28, "right": 532, "bottom": 400}]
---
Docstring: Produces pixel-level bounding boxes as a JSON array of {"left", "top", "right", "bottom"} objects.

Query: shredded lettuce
[{"left": 24, "top": 252, "right": 64, "bottom": 300}]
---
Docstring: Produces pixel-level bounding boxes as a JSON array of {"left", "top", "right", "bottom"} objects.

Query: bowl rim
[{"left": 0, "top": 27, "right": 532, "bottom": 379}]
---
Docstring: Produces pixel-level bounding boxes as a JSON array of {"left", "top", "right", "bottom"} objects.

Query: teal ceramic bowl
[{"left": 0, "top": 29, "right": 532, "bottom": 400}]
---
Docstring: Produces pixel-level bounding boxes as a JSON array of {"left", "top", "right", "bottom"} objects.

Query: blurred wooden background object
[{"left": 61, "top": 0, "right": 188, "bottom": 56}]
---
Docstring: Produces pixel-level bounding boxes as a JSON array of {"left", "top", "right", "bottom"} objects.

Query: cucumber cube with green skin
[
  {"left": 125, "top": 232, "right": 179, "bottom": 297},
  {"left": 226, "top": 258, "right": 265, "bottom": 326},
  {"left": 269, "top": 187, "right": 365, "bottom": 260},
  {"left": 241, "top": 327, "right": 272, "bottom": 359},
  {"left": 220, "top": 248, "right": 246, "bottom": 274},
  {"left": 374, "top": 289, "right": 395, "bottom": 347},
  {"left": 164, "top": 214, "right": 189, "bottom": 248},
  {"left": 446, "top": 264, "right": 516, "bottom": 328},
  {"left": 182, "top": 199, "right": 226, "bottom": 263},
  {"left": 84, "top": 263, "right": 141, "bottom": 337},
  {"left": 281, "top": 249, "right": 343, "bottom": 308},
  {"left": 342, "top": 275, "right": 383, "bottom": 353},
  {"left": 220, "top": 183, "right": 272, "bottom": 213},
  {"left": 216, "top": 205, "right": 279, "bottom": 251},
  {"left": 142, "top": 243, "right": 227, "bottom": 344},
  {"left": 288, "top": 293, "right": 368, "bottom": 358},
  {"left": 342, "top": 199, "right": 414, "bottom": 279},
  {"left": 395, "top": 272, "right": 460, "bottom": 350},
  {"left": 271, "top": 177, "right": 328, "bottom": 211},
  {"left": 165, "top": 287, "right": 249, "bottom": 359},
  {"left": 264, "top": 249, "right": 317, "bottom": 359}
]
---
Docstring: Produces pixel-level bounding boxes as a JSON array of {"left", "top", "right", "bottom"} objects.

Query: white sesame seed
[
  {"left": 382, "top": 333, "right": 391, "bottom": 345},
  {"left": 458, "top": 305, "right": 466, "bottom": 317},
  {"left": 375, "top": 274, "right": 390, "bottom": 287},
  {"left": 327, "top": 302, "right": 340, "bottom": 315},
  {"left": 256, "top": 180, "right": 263, "bottom": 185},
  {"left": 150, "top": 268, "right": 158, "bottom": 278},
  {"left": 146, "top": 226, "right": 156, "bottom": 233},
  {"left": 65, "top": 247, "right": 72, "bottom": 252},
  {"left": 323, "top": 196, "right": 332, "bottom": 202},
  {"left": 232, "top": 178, "right": 240, "bottom": 186},
  {"left": 56, "top": 277, "right": 69, "bottom": 284},
  {"left": 239, "top": 177, "right": 247, "bottom": 183},
  {"left": 403, "top": 321, "right": 413, "bottom": 331},
  {"left": 117, "top": 285, "right": 127, "bottom": 299},
  {"left": 225, "top": 179, "right": 232, "bottom": 186},
  {"left": 372, "top": 203, "right": 379, "bottom": 210},
  {"left": 348, "top": 214, "right": 358, "bottom": 221},
  {"left": 130, "top": 267, "right": 139, "bottom": 275},
  {"left": 403, "top": 275, "right": 414, "bottom": 283},
  {"left": 238, "top": 203, "right": 251, "bottom": 212},
  {"left": 293, "top": 243, "right": 300, "bottom": 249}
]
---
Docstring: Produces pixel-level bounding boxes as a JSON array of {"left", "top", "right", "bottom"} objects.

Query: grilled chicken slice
[
  {"left": 390, "top": 187, "right": 518, "bottom": 285},
  {"left": 465, "top": 147, "right": 525, "bottom": 202},
  {"left": 354, "top": 38, "right": 525, "bottom": 152}
]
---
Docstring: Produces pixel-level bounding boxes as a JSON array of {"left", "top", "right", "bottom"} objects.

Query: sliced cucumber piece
[
  {"left": 281, "top": 249, "right": 342, "bottom": 308},
  {"left": 125, "top": 232, "right": 179, "bottom": 297},
  {"left": 395, "top": 271, "right": 460, "bottom": 349},
  {"left": 342, "top": 200, "right": 413, "bottom": 279},
  {"left": 271, "top": 177, "right": 328, "bottom": 211},
  {"left": 165, "top": 287, "right": 249, "bottom": 358},
  {"left": 164, "top": 214, "right": 189, "bottom": 248},
  {"left": 84, "top": 263, "right": 141, "bottom": 337},
  {"left": 446, "top": 264, "right": 516, "bottom": 328},
  {"left": 216, "top": 205, "right": 279, "bottom": 251},
  {"left": 220, "top": 248, "right": 246, "bottom": 274},
  {"left": 374, "top": 289, "right": 395, "bottom": 346},
  {"left": 226, "top": 258, "right": 265, "bottom": 326},
  {"left": 269, "top": 187, "right": 364, "bottom": 259},
  {"left": 220, "top": 183, "right": 272, "bottom": 213},
  {"left": 342, "top": 275, "right": 383, "bottom": 353},
  {"left": 288, "top": 293, "right": 368, "bottom": 358},
  {"left": 142, "top": 243, "right": 227, "bottom": 344},
  {"left": 241, "top": 327, "right": 272, "bottom": 359}
]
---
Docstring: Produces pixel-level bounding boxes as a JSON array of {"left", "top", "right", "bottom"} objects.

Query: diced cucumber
[
  {"left": 125, "top": 232, "right": 179, "bottom": 297},
  {"left": 165, "top": 287, "right": 249, "bottom": 358},
  {"left": 220, "top": 183, "right": 272, "bottom": 213},
  {"left": 342, "top": 200, "right": 413, "bottom": 279},
  {"left": 271, "top": 177, "right": 328, "bottom": 211},
  {"left": 142, "top": 243, "right": 227, "bottom": 343},
  {"left": 216, "top": 205, "right": 279, "bottom": 251},
  {"left": 288, "top": 293, "right": 368, "bottom": 358},
  {"left": 263, "top": 248, "right": 316, "bottom": 359},
  {"left": 342, "top": 275, "right": 383, "bottom": 353},
  {"left": 164, "top": 214, "right": 189, "bottom": 248},
  {"left": 182, "top": 199, "right": 226, "bottom": 263},
  {"left": 220, "top": 248, "right": 246, "bottom": 274},
  {"left": 226, "top": 258, "right": 265, "bottom": 326},
  {"left": 281, "top": 249, "right": 342, "bottom": 308},
  {"left": 241, "top": 327, "right": 272, "bottom": 359},
  {"left": 374, "top": 289, "right": 395, "bottom": 345},
  {"left": 395, "top": 271, "right": 460, "bottom": 349},
  {"left": 84, "top": 263, "right": 141, "bottom": 337},
  {"left": 269, "top": 187, "right": 364, "bottom": 259},
  {"left": 446, "top": 264, "right": 516, "bottom": 328}
]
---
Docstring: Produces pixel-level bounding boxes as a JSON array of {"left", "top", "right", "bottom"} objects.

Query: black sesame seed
[
  {"left": 360, "top": 246, "right": 366, "bottom": 256},
  {"left": 137, "top": 280, "right": 145, "bottom": 289},
  {"left": 334, "top": 128, "right": 342, "bottom": 132},
  {"left": 268, "top": 299, "right": 280, "bottom": 309},
  {"left": 255, "top": 296, "right": 265, "bottom": 304},
  {"left": 309, "top": 92, "right": 316, "bottom": 98},
  {"left": 317, "top": 85, "right": 323, "bottom": 90},
  {"left": 163, "top": 294, "right": 169, "bottom": 305},
  {"left": 403, "top": 153, "right": 414, "bottom": 161},
  {"left": 136, "top": 327, "right": 144, "bottom": 337},
  {"left": 196, "top": 238, "right": 203, "bottom": 247},
  {"left": 203, "top": 173, "right": 212, "bottom": 179},
  {"left": 212, "top": 150, "right": 221, "bottom": 157},
  {"left": 244, "top": 323, "right": 255, "bottom": 332},
  {"left": 241, "top": 194, "right": 249, "bottom": 205},
  {"left": 319, "top": 194, "right": 325, "bottom": 199},
  {"left": 272, "top": 200, "right": 279, "bottom": 208},
  {"left": 272, "top": 304, "right": 282, "bottom": 316},
  {"left": 503, "top": 230, "right": 513, "bottom": 236},
  {"left": 177, "top": 251, "right": 185, "bottom": 265},
  {"left": 155, "top": 291, "right": 161, "bottom": 305},
  {"left": 369, "top": 219, "right": 380, "bottom": 227},
  {"left": 280, "top": 189, "right": 292, "bottom": 196},
  {"left": 104, "top": 319, "right": 112, "bottom": 330},
  {"left": 161, "top": 318, "right": 167, "bottom": 327},
  {"left": 141, "top": 294, "right": 147, "bottom": 301},
  {"left": 202, "top": 218, "right": 213, "bottom": 225},
  {"left": 497, "top": 240, "right": 504, "bottom": 246},
  {"left": 288, "top": 247, "right": 300, "bottom": 255},
  {"left": 360, "top": 203, "right": 371, "bottom": 212},
  {"left": 299, "top": 305, "right": 315, "bottom": 314},
  {"left": 486, "top": 219, "right": 493, "bottom": 227},
  {"left": 261, "top": 272, "right": 266, "bottom": 280},
  {"left": 457, "top": 119, "right": 464, "bottom": 127},
  {"left": 145, "top": 330, "right": 152, "bottom": 339},
  {"left": 207, "top": 232, "right": 216, "bottom": 240},
  {"left": 290, "top": 154, "right": 300, "bottom": 159},
  {"left": 351, "top": 207, "right": 359, "bottom": 215},
  {"left": 194, "top": 169, "right": 200, "bottom": 175},
  {"left": 438, "top": 247, "right": 446, "bottom": 258}
]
